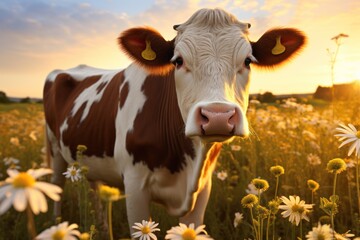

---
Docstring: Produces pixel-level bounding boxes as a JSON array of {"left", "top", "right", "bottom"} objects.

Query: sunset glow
[{"left": 0, "top": 0, "right": 359, "bottom": 98}]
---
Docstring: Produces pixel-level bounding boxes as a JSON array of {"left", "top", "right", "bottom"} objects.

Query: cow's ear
[
  {"left": 118, "top": 27, "right": 175, "bottom": 75},
  {"left": 251, "top": 28, "right": 306, "bottom": 68}
]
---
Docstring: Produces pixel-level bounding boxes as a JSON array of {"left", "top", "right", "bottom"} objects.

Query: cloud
[
  {"left": 0, "top": 0, "right": 130, "bottom": 72},
  {"left": 1, "top": 0, "right": 360, "bottom": 98}
]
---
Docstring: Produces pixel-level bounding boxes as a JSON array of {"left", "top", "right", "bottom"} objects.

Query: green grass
[{"left": 0, "top": 100, "right": 359, "bottom": 239}]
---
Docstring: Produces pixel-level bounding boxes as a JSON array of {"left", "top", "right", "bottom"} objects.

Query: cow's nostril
[{"left": 200, "top": 109, "right": 209, "bottom": 124}]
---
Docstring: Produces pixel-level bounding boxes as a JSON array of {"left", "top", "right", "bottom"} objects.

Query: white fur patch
[
  {"left": 46, "top": 64, "right": 118, "bottom": 82},
  {"left": 114, "top": 64, "right": 149, "bottom": 174}
]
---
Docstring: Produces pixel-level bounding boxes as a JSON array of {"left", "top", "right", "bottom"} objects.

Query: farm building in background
[{"left": 313, "top": 81, "right": 360, "bottom": 101}]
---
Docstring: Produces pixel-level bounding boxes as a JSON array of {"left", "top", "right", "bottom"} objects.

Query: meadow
[{"left": 0, "top": 98, "right": 359, "bottom": 240}]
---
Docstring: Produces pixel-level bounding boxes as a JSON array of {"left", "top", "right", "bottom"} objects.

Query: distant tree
[
  {"left": 258, "top": 91, "right": 277, "bottom": 103},
  {"left": 20, "top": 97, "right": 31, "bottom": 103},
  {"left": 0, "top": 91, "right": 10, "bottom": 103}
]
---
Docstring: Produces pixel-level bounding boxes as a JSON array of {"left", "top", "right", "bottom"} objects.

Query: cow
[{"left": 44, "top": 8, "right": 306, "bottom": 234}]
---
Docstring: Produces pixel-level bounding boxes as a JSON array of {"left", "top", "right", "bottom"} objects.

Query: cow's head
[{"left": 119, "top": 8, "right": 306, "bottom": 142}]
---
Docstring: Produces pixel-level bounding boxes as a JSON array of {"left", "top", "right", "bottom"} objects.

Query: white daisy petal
[
  {"left": 0, "top": 193, "right": 15, "bottom": 214},
  {"left": 0, "top": 185, "right": 13, "bottom": 200},
  {"left": 338, "top": 138, "right": 356, "bottom": 148},
  {"left": 348, "top": 123, "right": 357, "bottom": 132},
  {"left": 27, "top": 188, "right": 41, "bottom": 214},
  {"left": 347, "top": 140, "right": 358, "bottom": 156},
  {"left": 335, "top": 123, "right": 360, "bottom": 157},
  {"left": 30, "top": 188, "right": 48, "bottom": 214},
  {"left": 34, "top": 182, "right": 62, "bottom": 201},
  {"left": 6, "top": 169, "right": 20, "bottom": 179},
  {"left": 30, "top": 168, "right": 53, "bottom": 179},
  {"left": 36, "top": 221, "right": 80, "bottom": 239},
  {"left": 13, "top": 189, "right": 27, "bottom": 212},
  {"left": 355, "top": 140, "right": 360, "bottom": 156}
]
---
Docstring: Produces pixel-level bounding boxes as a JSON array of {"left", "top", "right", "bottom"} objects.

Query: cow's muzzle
[
  {"left": 185, "top": 102, "right": 249, "bottom": 141},
  {"left": 199, "top": 106, "right": 236, "bottom": 135}
]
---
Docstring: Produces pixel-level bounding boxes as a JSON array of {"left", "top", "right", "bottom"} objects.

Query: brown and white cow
[{"left": 44, "top": 8, "right": 305, "bottom": 232}]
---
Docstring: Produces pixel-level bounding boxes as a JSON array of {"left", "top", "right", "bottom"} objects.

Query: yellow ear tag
[
  {"left": 271, "top": 36, "right": 286, "bottom": 55},
  {"left": 141, "top": 40, "right": 157, "bottom": 61}
]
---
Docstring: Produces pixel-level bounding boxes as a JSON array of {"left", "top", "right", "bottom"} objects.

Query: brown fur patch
[
  {"left": 44, "top": 71, "right": 125, "bottom": 159},
  {"left": 119, "top": 82, "right": 129, "bottom": 109},
  {"left": 125, "top": 70, "right": 195, "bottom": 173}
]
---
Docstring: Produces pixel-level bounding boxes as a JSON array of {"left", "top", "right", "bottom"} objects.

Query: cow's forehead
[
  {"left": 175, "top": 8, "right": 249, "bottom": 34},
  {"left": 173, "top": 9, "right": 251, "bottom": 70}
]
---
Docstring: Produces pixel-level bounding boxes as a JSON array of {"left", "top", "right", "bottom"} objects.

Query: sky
[{"left": 0, "top": 0, "right": 359, "bottom": 98}]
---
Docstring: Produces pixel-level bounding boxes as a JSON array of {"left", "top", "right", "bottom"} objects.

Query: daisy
[
  {"left": 335, "top": 123, "right": 360, "bottom": 156},
  {"left": 278, "top": 195, "right": 313, "bottom": 226},
  {"left": 132, "top": 220, "right": 160, "bottom": 240},
  {"left": 98, "top": 184, "right": 123, "bottom": 202},
  {"left": 233, "top": 212, "right": 243, "bottom": 228},
  {"left": 326, "top": 158, "right": 347, "bottom": 174},
  {"left": 63, "top": 165, "right": 82, "bottom": 182},
  {"left": 0, "top": 168, "right": 62, "bottom": 215},
  {"left": 307, "top": 153, "right": 322, "bottom": 166},
  {"left": 335, "top": 230, "right": 355, "bottom": 240},
  {"left": 165, "top": 223, "right": 213, "bottom": 240},
  {"left": 29, "top": 131, "right": 38, "bottom": 141},
  {"left": 251, "top": 178, "right": 269, "bottom": 192},
  {"left": 305, "top": 222, "right": 333, "bottom": 240},
  {"left": 10, "top": 137, "right": 20, "bottom": 146},
  {"left": 216, "top": 171, "right": 228, "bottom": 181},
  {"left": 269, "top": 165, "right": 285, "bottom": 177},
  {"left": 241, "top": 194, "right": 258, "bottom": 208},
  {"left": 245, "top": 183, "right": 260, "bottom": 195},
  {"left": 307, "top": 180, "right": 320, "bottom": 192},
  {"left": 36, "top": 221, "right": 80, "bottom": 240},
  {"left": 3, "top": 157, "right": 21, "bottom": 170},
  {"left": 3, "top": 157, "right": 20, "bottom": 166}
]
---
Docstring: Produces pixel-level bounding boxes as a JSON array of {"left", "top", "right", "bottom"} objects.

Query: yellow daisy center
[
  {"left": 141, "top": 226, "right": 151, "bottom": 234},
  {"left": 12, "top": 172, "right": 35, "bottom": 188},
  {"left": 182, "top": 229, "right": 196, "bottom": 240},
  {"left": 356, "top": 130, "right": 360, "bottom": 139},
  {"left": 70, "top": 169, "right": 77, "bottom": 176},
  {"left": 52, "top": 230, "right": 66, "bottom": 240},
  {"left": 291, "top": 204, "right": 305, "bottom": 214},
  {"left": 317, "top": 233, "right": 326, "bottom": 240}
]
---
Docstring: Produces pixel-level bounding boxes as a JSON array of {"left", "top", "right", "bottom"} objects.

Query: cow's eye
[
  {"left": 244, "top": 57, "right": 252, "bottom": 68},
  {"left": 172, "top": 57, "right": 184, "bottom": 68}
]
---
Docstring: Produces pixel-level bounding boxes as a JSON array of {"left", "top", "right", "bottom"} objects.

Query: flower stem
[
  {"left": 266, "top": 214, "right": 271, "bottom": 240},
  {"left": 311, "top": 191, "right": 314, "bottom": 205},
  {"left": 300, "top": 220, "right": 303, "bottom": 240},
  {"left": 274, "top": 177, "right": 279, "bottom": 199},
  {"left": 333, "top": 173, "right": 338, "bottom": 197},
  {"left": 272, "top": 217, "right": 276, "bottom": 240},
  {"left": 331, "top": 173, "right": 337, "bottom": 235},
  {"left": 257, "top": 191, "right": 261, "bottom": 240},
  {"left": 356, "top": 156, "right": 360, "bottom": 216},
  {"left": 260, "top": 218, "right": 264, "bottom": 240},
  {"left": 107, "top": 201, "right": 113, "bottom": 240},
  {"left": 250, "top": 208, "right": 259, "bottom": 240},
  {"left": 291, "top": 224, "right": 295, "bottom": 240},
  {"left": 26, "top": 206, "right": 36, "bottom": 239}
]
